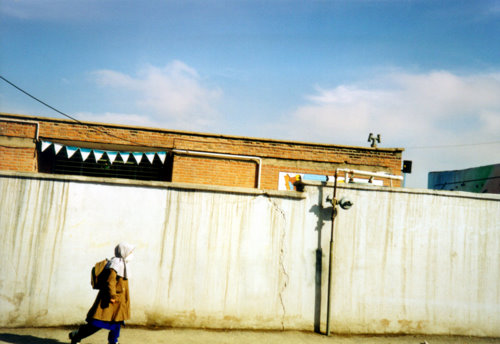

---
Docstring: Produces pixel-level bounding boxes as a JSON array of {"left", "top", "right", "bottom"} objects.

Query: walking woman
[{"left": 69, "top": 242, "right": 135, "bottom": 344}]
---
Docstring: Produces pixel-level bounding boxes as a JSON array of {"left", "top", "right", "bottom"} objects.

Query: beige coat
[{"left": 87, "top": 268, "right": 130, "bottom": 322}]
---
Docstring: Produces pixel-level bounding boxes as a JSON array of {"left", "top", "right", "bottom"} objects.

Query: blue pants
[{"left": 75, "top": 319, "right": 122, "bottom": 343}]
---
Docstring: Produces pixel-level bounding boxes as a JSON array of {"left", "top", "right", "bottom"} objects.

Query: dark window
[{"left": 38, "top": 144, "right": 173, "bottom": 182}]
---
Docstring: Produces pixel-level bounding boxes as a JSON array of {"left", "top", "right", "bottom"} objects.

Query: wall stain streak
[
  {"left": 0, "top": 177, "right": 70, "bottom": 326},
  {"left": 1, "top": 174, "right": 499, "bottom": 336}
]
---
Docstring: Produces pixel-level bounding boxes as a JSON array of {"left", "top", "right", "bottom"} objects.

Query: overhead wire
[
  {"left": 2, "top": 75, "right": 499, "bottom": 151},
  {"left": 1, "top": 75, "right": 83, "bottom": 123},
  {"left": 0, "top": 75, "right": 157, "bottom": 148}
]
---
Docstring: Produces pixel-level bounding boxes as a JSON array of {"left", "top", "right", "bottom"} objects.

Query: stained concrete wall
[
  {"left": 0, "top": 172, "right": 311, "bottom": 330},
  {"left": 0, "top": 172, "right": 499, "bottom": 337},
  {"left": 316, "top": 185, "right": 500, "bottom": 337}
]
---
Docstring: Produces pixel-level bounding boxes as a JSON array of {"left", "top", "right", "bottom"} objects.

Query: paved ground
[{"left": 0, "top": 328, "right": 499, "bottom": 344}]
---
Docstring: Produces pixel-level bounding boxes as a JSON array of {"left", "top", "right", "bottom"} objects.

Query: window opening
[{"left": 38, "top": 142, "right": 172, "bottom": 182}]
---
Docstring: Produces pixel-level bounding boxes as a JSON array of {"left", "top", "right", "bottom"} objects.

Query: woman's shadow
[{"left": 0, "top": 333, "right": 65, "bottom": 344}]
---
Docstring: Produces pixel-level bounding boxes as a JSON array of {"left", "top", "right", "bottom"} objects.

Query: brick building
[{"left": 0, "top": 113, "right": 404, "bottom": 189}]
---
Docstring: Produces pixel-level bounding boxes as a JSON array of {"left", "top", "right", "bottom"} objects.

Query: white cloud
[
  {"left": 286, "top": 71, "right": 500, "bottom": 145},
  {"left": 91, "top": 61, "right": 222, "bottom": 131},
  {"left": 271, "top": 70, "right": 500, "bottom": 188}
]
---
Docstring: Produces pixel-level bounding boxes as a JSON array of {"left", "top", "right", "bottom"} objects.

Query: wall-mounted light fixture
[{"left": 402, "top": 160, "right": 412, "bottom": 187}]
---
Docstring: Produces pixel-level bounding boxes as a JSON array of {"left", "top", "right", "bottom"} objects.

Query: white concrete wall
[
  {"left": 0, "top": 173, "right": 313, "bottom": 330},
  {"left": 0, "top": 172, "right": 499, "bottom": 337},
  {"left": 317, "top": 185, "right": 500, "bottom": 337}
]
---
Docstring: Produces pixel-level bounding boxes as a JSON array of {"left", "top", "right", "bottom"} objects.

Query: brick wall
[
  {"left": 0, "top": 120, "right": 37, "bottom": 138},
  {"left": 0, "top": 114, "right": 404, "bottom": 189},
  {"left": 172, "top": 155, "right": 257, "bottom": 188},
  {"left": 0, "top": 146, "right": 36, "bottom": 172},
  {"left": 0, "top": 119, "right": 38, "bottom": 172}
]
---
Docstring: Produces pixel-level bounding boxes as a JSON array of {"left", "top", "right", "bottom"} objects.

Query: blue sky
[{"left": 1, "top": 0, "right": 499, "bottom": 188}]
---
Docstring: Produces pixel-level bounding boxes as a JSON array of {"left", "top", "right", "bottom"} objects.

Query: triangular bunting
[
  {"left": 145, "top": 152, "right": 155, "bottom": 164},
  {"left": 80, "top": 148, "right": 92, "bottom": 161},
  {"left": 53, "top": 143, "right": 63, "bottom": 154},
  {"left": 119, "top": 152, "right": 131, "bottom": 163},
  {"left": 94, "top": 150, "right": 104, "bottom": 161},
  {"left": 39, "top": 142, "right": 171, "bottom": 168},
  {"left": 132, "top": 152, "right": 143, "bottom": 164},
  {"left": 107, "top": 151, "right": 118, "bottom": 164},
  {"left": 157, "top": 152, "right": 166, "bottom": 164},
  {"left": 41, "top": 141, "right": 52, "bottom": 152},
  {"left": 66, "top": 146, "right": 78, "bottom": 158}
]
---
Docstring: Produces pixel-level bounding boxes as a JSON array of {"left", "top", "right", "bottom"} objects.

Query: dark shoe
[{"left": 69, "top": 330, "right": 80, "bottom": 344}]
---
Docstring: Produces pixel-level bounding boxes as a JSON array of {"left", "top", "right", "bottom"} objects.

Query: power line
[
  {"left": 0, "top": 75, "right": 82, "bottom": 123},
  {"left": 3, "top": 75, "right": 499, "bottom": 152},
  {"left": 0, "top": 75, "right": 152, "bottom": 147}
]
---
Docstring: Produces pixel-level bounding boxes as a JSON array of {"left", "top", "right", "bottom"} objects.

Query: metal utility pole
[
  {"left": 325, "top": 170, "right": 339, "bottom": 336},
  {"left": 324, "top": 168, "right": 402, "bottom": 335}
]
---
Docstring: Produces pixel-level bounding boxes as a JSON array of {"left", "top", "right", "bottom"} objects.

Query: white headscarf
[{"left": 106, "top": 242, "right": 135, "bottom": 279}]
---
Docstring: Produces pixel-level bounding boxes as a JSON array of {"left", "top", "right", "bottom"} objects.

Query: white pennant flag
[
  {"left": 80, "top": 148, "right": 91, "bottom": 161},
  {"left": 145, "top": 152, "right": 155, "bottom": 164},
  {"left": 132, "top": 152, "right": 143, "bottom": 164},
  {"left": 119, "top": 152, "right": 130, "bottom": 163},
  {"left": 157, "top": 152, "right": 166, "bottom": 164},
  {"left": 107, "top": 151, "right": 118, "bottom": 164},
  {"left": 53, "top": 143, "right": 63, "bottom": 154},
  {"left": 41, "top": 141, "right": 52, "bottom": 152},
  {"left": 94, "top": 150, "right": 104, "bottom": 161},
  {"left": 66, "top": 146, "right": 78, "bottom": 158}
]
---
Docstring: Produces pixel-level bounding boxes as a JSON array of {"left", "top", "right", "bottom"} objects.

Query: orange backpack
[{"left": 91, "top": 259, "right": 109, "bottom": 289}]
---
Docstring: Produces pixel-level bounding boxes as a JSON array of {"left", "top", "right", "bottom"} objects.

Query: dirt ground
[{"left": 0, "top": 327, "right": 499, "bottom": 344}]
